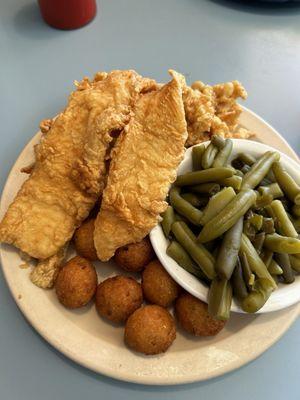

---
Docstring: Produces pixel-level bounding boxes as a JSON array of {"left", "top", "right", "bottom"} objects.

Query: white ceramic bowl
[{"left": 150, "top": 139, "right": 300, "bottom": 313}]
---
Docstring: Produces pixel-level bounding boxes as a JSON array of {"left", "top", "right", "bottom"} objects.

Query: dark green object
[
  {"left": 270, "top": 199, "right": 298, "bottom": 238},
  {"left": 192, "top": 144, "right": 205, "bottom": 171},
  {"left": 169, "top": 187, "right": 203, "bottom": 226},
  {"left": 189, "top": 183, "right": 220, "bottom": 195},
  {"left": 264, "top": 233, "right": 300, "bottom": 254},
  {"left": 274, "top": 253, "right": 295, "bottom": 284},
  {"left": 200, "top": 187, "right": 236, "bottom": 225},
  {"left": 175, "top": 167, "right": 234, "bottom": 187},
  {"left": 202, "top": 142, "right": 218, "bottom": 169},
  {"left": 241, "top": 278, "right": 274, "bottom": 313},
  {"left": 213, "top": 138, "right": 233, "bottom": 167},
  {"left": 161, "top": 206, "right": 175, "bottom": 238},
  {"left": 208, "top": 278, "right": 232, "bottom": 321},
  {"left": 272, "top": 161, "right": 300, "bottom": 205},
  {"left": 231, "top": 258, "right": 248, "bottom": 300},
  {"left": 181, "top": 193, "right": 207, "bottom": 208}
]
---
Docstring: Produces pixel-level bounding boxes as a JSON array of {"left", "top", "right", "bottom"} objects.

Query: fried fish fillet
[
  {"left": 0, "top": 70, "right": 156, "bottom": 260},
  {"left": 94, "top": 70, "right": 188, "bottom": 261}
]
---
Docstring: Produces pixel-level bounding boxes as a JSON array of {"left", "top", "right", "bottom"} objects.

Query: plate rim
[{"left": 0, "top": 106, "right": 299, "bottom": 385}]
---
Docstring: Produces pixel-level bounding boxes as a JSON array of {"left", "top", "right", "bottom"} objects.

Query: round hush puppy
[
  {"left": 74, "top": 219, "right": 98, "bottom": 261},
  {"left": 114, "top": 237, "right": 155, "bottom": 272},
  {"left": 95, "top": 276, "right": 143, "bottom": 323},
  {"left": 175, "top": 293, "right": 226, "bottom": 336},
  {"left": 55, "top": 256, "right": 97, "bottom": 309},
  {"left": 142, "top": 260, "right": 180, "bottom": 307},
  {"left": 124, "top": 305, "right": 176, "bottom": 355}
]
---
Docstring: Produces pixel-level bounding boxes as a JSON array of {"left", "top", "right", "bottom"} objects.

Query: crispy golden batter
[
  {"left": 94, "top": 70, "right": 188, "bottom": 261},
  {"left": 0, "top": 70, "right": 156, "bottom": 260}
]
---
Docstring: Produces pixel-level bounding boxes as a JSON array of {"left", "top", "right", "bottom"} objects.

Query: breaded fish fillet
[
  {"left": 94, "top": 70, "right": 188, "bottom": 261},
  {"left": 0, "top": 70, "right": 156, "bottom": 260}
]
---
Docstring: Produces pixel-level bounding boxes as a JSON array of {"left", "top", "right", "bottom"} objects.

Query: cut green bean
[
  {"left": 198, "top": 190, "right": 257, "bottom": 243},
  {"left": 219, "top": 175, "right": 242, "bottom": 191},
  {"left": 249, "top": 214, "right": 263, "bottom": 231},
  {"left": 202, "top": 143, "right": 218, "bottom": 169},
  {"left": 188, "top": 183, "right": 220, "bottom": 195},
  {"left": 171, "top": 221, "right": 216, "bottom": 280},
  {"left": 289, "top": 255, "right": 300, "bottom": 273},
  {"left": 215, "top": 217, "right": 243, "bottom": 280},
  {"left": 241, "top": 151, "right": 280, "bottom": 190},
  {"left": 238, "top": 153, "right": 256, "bottom": 166},
  {"left": 292, "top": 204, "right": 300, "bottom": 218},
  {"left": 211, "top": 135, "right": 226, "bottom": 149},
  {"left": 240, "top": 252, "right": 253, "bottom": 290},
  {"left": 200, "top": 187, "right": 236, "bottom": 225},
  {"left": 267, "top": 260, "right": 283, "bottom": 276},
  {"left": 192, "top": 144, "right": 205, "bottom": 171},
  {"left": 175, "top": 167, "right": 234, "bottom": 187},
  {"left": 241, "top": 278, "right": 274, "bottom": 313},
  {"left": 261, "top": 217, "right": 275, "bottom": 234},
  {"left": 270, "top": 199, "right": 298, "bottom": 238},
  {"left": 167, "top": 241, "right": 207, "bottom": 280},
  {"left": 169, "top": 187, "right": 202, "bottom": 226},
  {"left": 272, "top": 161, "right": 300, "bottom": 205},
  {"left": 260, "top": 250, "right": 273, "bottom": 268},
  {"left": 264, "top": 233, "right": 300, "bottom": 254},
  {"left": 235, "top": 169, "right": 244, "bottom": 178},
  {"left": 231, "top": 258, "right": 248, "bottom": 300},
  {"left": 181, "top": 193, "right": 208, "bottom": 208},
  {"left": 208, "top": 278, "right": 232, "bottom": 321},
  {"left": 274, "top": 253, "right": 295, "bottom": 284},
  {"left": 213, "top": 139, "right": 233, "bottom": 167},
  {"left": 253, "top": 232, "right": 265, "bottom": 254},
  {"left": 258, "top": 183, "right": 284, "bottom": 199},
  {"left": 254, "top": 193, "right": 273, "bottom": 209},
  {"left": 240, "top": 234, "right": 277, "bottom": 288},
  {"left": 161, "top": 206, "right": 175, "bottom": 238}
]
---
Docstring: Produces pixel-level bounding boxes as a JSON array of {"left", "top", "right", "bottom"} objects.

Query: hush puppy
[
  {"left": 114, "top": 237, "right": 155, "bottom": 272},
  {"left": 55, "top": 256, "right": 97, "bottom": 309},
  {"left": 95, "top": 276, "right": 143, "bottom": 323},
  {"left": 175, "top": 293, "right": 226, "bottom": 336},
  {"left": 124, "top": 305, "right": 176, "bottom": 355},
  {"left": 74, "top": 219, "right": 98, "bottom": 261},
  {"left": 142, "top": 260, "right": 180, "bottom": 307}
]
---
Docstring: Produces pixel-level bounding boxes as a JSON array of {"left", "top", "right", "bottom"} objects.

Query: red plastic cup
[{"left": 38, "top": 0, "right": 97, "bottom": 30}]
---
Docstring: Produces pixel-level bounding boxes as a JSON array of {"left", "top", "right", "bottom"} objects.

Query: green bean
[
  {"left": 198, "top": 190, "right": 257, "bottom": 243},
  {"left": 292, "top": 217, "right": 300, "bottom": 233},
  {"left": 175, "top": 167, "right": 234, "bottom": 187},
  {"left": 260, "top": 250, "right": 273, "bottom": 268},
  {"left": 240, "top": 234, "right": 277, "bottom": 288},
  {"left": 258, "top": 183, "right": 283, "bottom": 199},
  {"left": 215, "top": 217, "right": 243, "bottom": 280},
  {"left": 232, "top": 158, "right": 245, "bottom": 170},
  {"left": 181, "top": 193, "right": 207, "bottom": 208},
  {"left": 171, "top": 221, "right": 216, "bottom": 280},
  {"left": 243, "top": 220, "right": 256, "bottom": 238},
  {"left": 274, "top": 253, "right": 295, "bottom": 283},
  {"left": 200, "top": 187, "right": 236, "bottom": 225},
  {"left": 264, "top": 233, "right": 300, "bottom": 254},
  {"left": 166, "top": 241, "right": 207, "bottom": 280},
  {"left": 238, "top": 153, "right": 256, "bottom": 166},
  {"left": 192, "top": 144, "right": 205, "bottom": 171},
  {"left": 253, "top": 232, "right": 265, "bottom": 254},
  {"left": 219, "top": 175, "right": 242, "bottom": 191},
  {"left": 188, "top": 183, "right": 220, "bottom": 195},
  {"left": 249, "top": 214, "right": 263, "bottom": 231},
  {"left": 241, "top": 165, "right": 272, "bottom": 186},
  {"left": 254, "top": 193, "right": 273, "bottom": 209},
  {"left": 161, "top": 206, "right": 175, "bottom": 238},
  {"left": 235, "top": 169, "right": 244, "bottom": 178},
  {"left": 202, "top": 143, "right": 218, "bottom": 169},
  {"left": 208, "top": 278, "right": 232, "bottom": 321},
  {"left": 211, "top": 135, "right": 226, "bottom": 149},
  {"left": 241, "top": 164, "right": 251, "bottom": 175},
  {"left": 240, "top": 252, "right": 253, "bottom": 290},
  {"left": 272, "top": 161, "right": 300, "bottom": 205},
  {"left": 267, "top": 260, "right": 283, "bottom": 276},
  {"left": 241, "top": 278, "right": 274, "bottom": 313},
  {"left": 261, "top": 217, "right": 275, "bottom": 234},
  {"left": 231, "top": 258, "right": 248, "bottom": 300},
  {"left": 292, "top": 204, "right": 300, "bottom": 218},
  {"left": 169, "top": 187, "right": 202, "bottom": 226},
  {"left": 270, "top": 200, "right": 298, "bottom": 238},
  {"left": 213, "top": 139, "right": 233, "bottom": 168},
  {"left": 174, "top": 212, "right": 190, "bottom": 225},
  {"left": 241, "top": 151, "right": 280, "bottom": 190},
  {"left": 289, "top": 255, "right": 300, "bottom": 273}
]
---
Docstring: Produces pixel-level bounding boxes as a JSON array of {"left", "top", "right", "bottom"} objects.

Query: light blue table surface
[{"left": 1, "top": 0, "right": 300, "bottom": 399}]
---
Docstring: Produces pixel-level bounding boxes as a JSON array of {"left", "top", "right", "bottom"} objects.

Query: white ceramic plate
[
  {"left": 150, "top": 139, "right": 300, "bottom": 313},
  {"left": 0, "top": 106, "right": 299, "bottom": 385}
]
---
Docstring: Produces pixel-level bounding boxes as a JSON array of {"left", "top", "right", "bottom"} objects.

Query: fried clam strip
[
  {"left": 30, "top": 244, "right": 68, "bottom": 289},
  {"left": 0, "top": 70, "right": 156, "bottom": 260},
  {"left": 184, "top": 79, "right": 252, "bottom": 146},
  {"left": 94, "top": 70, "right": 188, "bottom": 261}
]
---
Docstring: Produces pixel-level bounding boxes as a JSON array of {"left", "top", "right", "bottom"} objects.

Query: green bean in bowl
[{"left": 150, "top": 137, "right": 300, "bottom": 318}]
